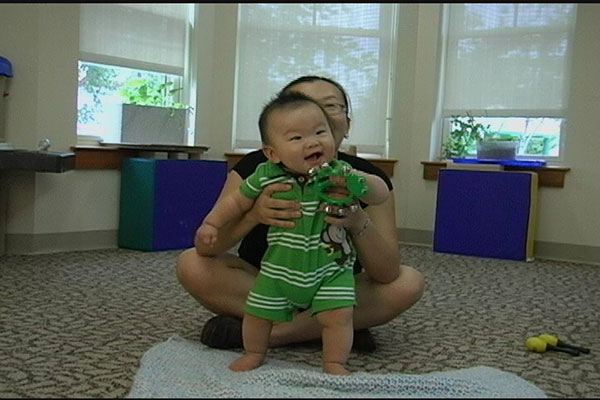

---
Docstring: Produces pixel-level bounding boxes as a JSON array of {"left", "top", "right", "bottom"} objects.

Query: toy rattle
[
  {"left": 525, "top": 336, "right": 580, "bottom": 356},
  {"left": 537, "top": 334, "right": 590, "bottom": 354},
  {"left": 308, "top": 160, "right": 368, "bottom": 206}
]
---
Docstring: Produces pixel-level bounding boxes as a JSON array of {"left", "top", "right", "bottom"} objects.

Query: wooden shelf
[
  {"left": 0, "top": 149, "right": 75, "bottom": 173},
  {"left": 224, "top": 151, "right": 398, "bottom": 178},
  {"left": 421, "top": 160, "right": 570, "bottom": 188},
  {"left": 72, "top": 146, "right": 136, "bottom": 169}
]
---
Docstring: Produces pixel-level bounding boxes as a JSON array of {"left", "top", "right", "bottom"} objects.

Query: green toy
[{"left": 308, "top": 160, "right": 369, "bottom": 206}]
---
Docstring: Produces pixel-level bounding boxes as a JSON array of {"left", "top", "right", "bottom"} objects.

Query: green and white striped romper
[{"left": 239, "top": 160, "right": 357, "bottom": 322}]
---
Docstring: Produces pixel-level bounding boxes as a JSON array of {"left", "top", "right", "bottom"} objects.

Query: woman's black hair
[
  {"left": 258, "top": 91, "right": 333, "bottom": 144},
  {"left": 278, "top": 75, "right": 352, "bottom": 117}
]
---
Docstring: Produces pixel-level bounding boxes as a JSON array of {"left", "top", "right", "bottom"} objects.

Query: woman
[{"left": 176, "top": 76, "right": 425, "bottom": 352}]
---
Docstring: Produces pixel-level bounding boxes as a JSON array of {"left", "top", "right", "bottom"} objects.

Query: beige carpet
[{"left": 1, "top": 245, "right": 598, "bottom": 398}]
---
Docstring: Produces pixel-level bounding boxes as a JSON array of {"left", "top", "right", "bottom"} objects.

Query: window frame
[
  {"left": 76, "top": 4, "right": 196, "bottom": 144},
  {"left": 434, "top": 3, "right": 577, "bottom": 161}
]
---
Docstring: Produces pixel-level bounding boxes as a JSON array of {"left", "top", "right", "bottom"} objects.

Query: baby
[{"left": 197, "top": 91, "right": 389, "bottom": 374}]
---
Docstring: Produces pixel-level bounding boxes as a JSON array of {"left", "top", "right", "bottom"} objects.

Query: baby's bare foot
[
  {"left": 323, "top": 361, "right": 351, "bottom": 375},
  {"left": 228, "top": 352, "right": 266, "bottom": 371}
]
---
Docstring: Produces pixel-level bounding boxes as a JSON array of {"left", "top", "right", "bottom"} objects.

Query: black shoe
[
  {"left": 200, "top": 315, "right": 243, "bottom": 349},
  {"left": 353, "top": 328, "right": 377, "bottom": 353},
  {"left": 200, "top": 315, "right": 376, "bottom": 353}
]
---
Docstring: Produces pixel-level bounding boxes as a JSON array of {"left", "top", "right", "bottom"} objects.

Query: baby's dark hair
[{"left": 258, "top": 91, "right": 331, "bottom": 144}]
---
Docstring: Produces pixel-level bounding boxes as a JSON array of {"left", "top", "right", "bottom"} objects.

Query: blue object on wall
[
  {"left": 119, "top": 158, "right": 227, "bottom": 251},
  {"left": 0, "top": 56, "right": 13, "bottom": 77},
  {"left": 433, "top": 169, "right": 538, "bottom": 261}
]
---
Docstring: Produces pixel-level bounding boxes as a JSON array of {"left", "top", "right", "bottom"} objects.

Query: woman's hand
[
  {"left": 320, "top": 194, "right": 401, "bottom": 284},
  {"left": 246, "top": 182, "right": 302, "bottom": 228}
]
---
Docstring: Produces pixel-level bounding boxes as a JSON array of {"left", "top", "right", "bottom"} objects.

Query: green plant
[
  {"left": 480, "top": 132, "right": 520, "bottom": 142},
  {"left": 441, "top": 113, "right": 490, "bottom": 159},
  {"left": 119, "top": 78, "right": 192, "bottom": 114},
  {"left": 441, "top": 113, "right": 519, "bottom": 159}
]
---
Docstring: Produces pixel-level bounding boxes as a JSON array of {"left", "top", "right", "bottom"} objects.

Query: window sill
[
  {"left": 224, "top": 151, "right": 398, "bottom": 178},
  {"left": 421, "top": 160, "right": 570, "bottom": 188}
]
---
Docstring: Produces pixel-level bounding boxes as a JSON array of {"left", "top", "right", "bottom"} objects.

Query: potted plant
[
  {"left": 119, "top": 78, "right": 193, "bottom": 145},
  {"left": 441, "top": 113, "right": 520, "bottom": 160}
]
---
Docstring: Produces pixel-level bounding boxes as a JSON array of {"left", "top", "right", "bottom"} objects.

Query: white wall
[
  {"left": 391, "top": 4, "right": 442, "bottom": 244},
  {"left": 556, "top": 4, "right": 600, "bottom": 247},
  {"left": 1, "top": 3, "right": 599, "bottom": 262},
  {"left": 1, "top": 4, "right": 120, "bottom": 250}
]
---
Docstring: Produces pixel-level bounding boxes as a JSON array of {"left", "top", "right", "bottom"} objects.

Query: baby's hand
[{"left": 196, "top": 223, "right": 219, "bottom": 247}]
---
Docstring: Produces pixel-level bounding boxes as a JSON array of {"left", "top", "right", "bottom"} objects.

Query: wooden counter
[
  {"left": 72, "top": 143, "right": 210, "bottom": 169},
  {"left": 421, "top": 160, "right": 570, "bottom": 188}
]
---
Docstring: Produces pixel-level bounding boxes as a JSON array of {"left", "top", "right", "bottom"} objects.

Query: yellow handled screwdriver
[{"left": 538, "top": 334, "right": 590, "bottom": 354}]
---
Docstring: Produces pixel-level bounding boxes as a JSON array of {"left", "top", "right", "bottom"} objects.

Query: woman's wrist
[{"left": 350, "top": 215, "right": 372, "bottom": 238}]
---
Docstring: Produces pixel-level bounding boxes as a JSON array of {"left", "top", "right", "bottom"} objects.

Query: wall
[
  {"left": 1, "top": 4, "right": 120, "bottom": 253},
  {"left": 1, "top": 4, "right": 599, "bottom": 263},
  {"left": 191, "top": 4, "right": 237, "bottom": 157},
  {"left": 391, "top": 4, "right": 442, "bottom": 248}
]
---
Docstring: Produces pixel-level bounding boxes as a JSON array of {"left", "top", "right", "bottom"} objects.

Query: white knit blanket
[{"left": 127, "top": 335, "right": 546, "bottom": 398}]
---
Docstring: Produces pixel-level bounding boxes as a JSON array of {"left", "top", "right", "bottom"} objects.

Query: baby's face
[{"left": 263, "top": 103, "right": 336, "bottom": 175}]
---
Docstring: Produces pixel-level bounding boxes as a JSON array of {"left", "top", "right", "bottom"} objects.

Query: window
[
  {"left": 437, "top": 3, "right": 577, "bottom": 159},
  {"left": 233, "top": 3, "right": 398, "bottom": 157},
  {"left": 77, "top": 4, "right": 193, "bottom": 144}
]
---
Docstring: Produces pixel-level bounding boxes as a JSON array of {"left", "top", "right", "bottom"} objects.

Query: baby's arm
[{"left": 197, "top": 189, "right": 255, "bottom": 247}]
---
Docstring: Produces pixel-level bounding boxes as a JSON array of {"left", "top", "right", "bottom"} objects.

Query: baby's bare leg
[
  {"left": 229, "top": 313, "right": 272, "bottom": 371},
  {"left": 316, "top": 307, "right": 354, "bottom": 375}
]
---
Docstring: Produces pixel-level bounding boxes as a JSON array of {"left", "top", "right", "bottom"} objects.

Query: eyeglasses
[{"left": 321, "top": 103, "right": 348, "bottom": 116}]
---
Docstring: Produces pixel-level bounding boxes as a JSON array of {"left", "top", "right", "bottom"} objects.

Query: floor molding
[
  {"left": 4, "top": 228, "right": 599, "bottom": 265},
  {"left": 399, "top": 228, "right": 600, "bottom": 266},
  {"left": 5, "top": 230, "right": 118, "bottom": 255}
]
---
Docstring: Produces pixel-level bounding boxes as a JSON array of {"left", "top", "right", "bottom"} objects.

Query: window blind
[
  {"left": 79, "top": 3, "right": 189, "bottom": 75},
  {"left": 234, "top": 3, "right": 397, "bottom": 156},
  {"left": 442, "top": 3, "right": 577, "bottom": 118}
]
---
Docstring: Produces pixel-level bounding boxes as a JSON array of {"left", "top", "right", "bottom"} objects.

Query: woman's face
[{"left": 284, "top": 80, "right": 350, "bottom": 151}]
